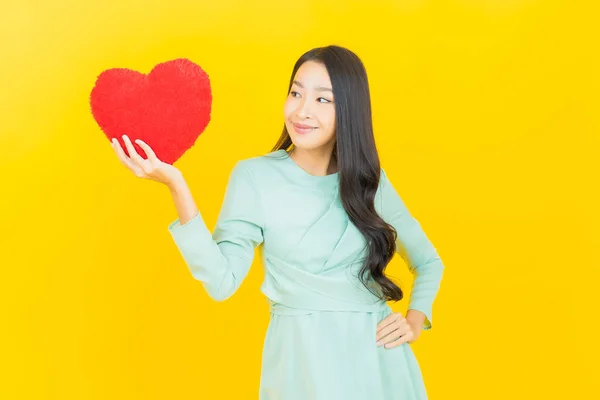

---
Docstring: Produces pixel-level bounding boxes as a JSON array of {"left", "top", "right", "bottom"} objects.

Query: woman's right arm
[
  {"left": 167, "top": 174, "right": 200, "bottom": 226},
  {"left": 166, "top": 161, "right": 265, "bottom": 301},
  {"left": 111, "top": 135, "right": 265, "bottom": 301}
]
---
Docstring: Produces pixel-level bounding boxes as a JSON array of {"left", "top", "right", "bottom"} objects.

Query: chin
[
  {"left": 287, "top": 127, "right": 334, "bottom": 151},
  {"left": 290, "top": 141, "right": 326, "bottom": 152}
]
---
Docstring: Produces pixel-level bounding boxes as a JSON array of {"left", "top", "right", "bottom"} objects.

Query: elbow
[
  {"left": 432, "top": 255, "right": 445, "bottom": 274},
  {"left": 190, "top": 273, "right": 236, "bottom": 302},
  {"left": 429, "top": 256, "right": 445, "bottom": 277},
  {"left": 206, "top": 287, "right": 235, "bottom": 302},
  {"left": 413, "top": 254, "right": 445, "bottom": 277},
  {"left": 208, "top": 293, "right": 233, "bottom": 302}
]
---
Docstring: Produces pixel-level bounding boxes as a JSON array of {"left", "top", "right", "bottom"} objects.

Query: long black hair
[{"left": 271, "top": 45, "right": 403, "bottom": 302}]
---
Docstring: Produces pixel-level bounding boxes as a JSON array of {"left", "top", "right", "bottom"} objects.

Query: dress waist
[
  {"left": 268, "top": 299, "right": 390, "bottom": 315},
  {"left": 261, "top": 252, "right": 389, "bottom": 316}
]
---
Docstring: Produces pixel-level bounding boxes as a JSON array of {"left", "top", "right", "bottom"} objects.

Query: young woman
[{"left": 111, "top": 45, "right": 444, "bottom": 400}]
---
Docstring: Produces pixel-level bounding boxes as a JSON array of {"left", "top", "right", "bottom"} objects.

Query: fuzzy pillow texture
[{"left": 90, "top": 58, "right": 212, "bottom": 164}]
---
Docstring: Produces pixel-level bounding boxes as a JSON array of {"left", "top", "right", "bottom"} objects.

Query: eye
[
  {"left": 317, "top": 97, "right": 332, "bottom": 103},
  {"left": 290, "top": 91, "right": 300, "bottom": 97}
]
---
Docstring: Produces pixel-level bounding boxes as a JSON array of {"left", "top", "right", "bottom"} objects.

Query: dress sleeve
[
  {"left": 167, "top": 161, "right": 265, "bottom": 301},
  {"left": 378, "top": 168, "right": 444, "bottom": 330}
]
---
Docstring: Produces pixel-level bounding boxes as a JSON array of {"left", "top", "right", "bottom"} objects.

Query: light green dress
[{"left": 168, "top": 149, "right": 444, "bottom": 399}]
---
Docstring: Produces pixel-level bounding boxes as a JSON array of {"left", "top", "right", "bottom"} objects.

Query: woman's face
[{"left": 284, "top": 61, "right": 336, "bottom": 153}]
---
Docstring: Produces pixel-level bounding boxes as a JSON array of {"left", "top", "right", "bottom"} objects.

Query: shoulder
[
  {"left": 379, "top": 167, "right": 388, "bottom": 181},
  {"left": 236, "top": 149, "right": 287, "bottom": 168},
  {"left": 375, "top": 167, "right": 387, "bottom": 207},
  {"left": 378, "top": 167, "right": 391, "bottom": 193},
  {"left": 376, "top": 166, "right": 404, "bottom": 210},
  {"left": 230, "top": 149, "right": 289, "bottom": 184}
]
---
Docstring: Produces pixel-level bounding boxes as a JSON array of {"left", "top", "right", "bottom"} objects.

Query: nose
[{"left": 295, "top": 97, "right": 312, "bottom": 119}]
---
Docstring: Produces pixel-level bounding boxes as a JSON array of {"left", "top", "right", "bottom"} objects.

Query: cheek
[
  {"left": 283, "top": 98, "right": 294, "bottom": 119},
  {"left": 322, "top": 108, "right": 336, "bottom": 132}
]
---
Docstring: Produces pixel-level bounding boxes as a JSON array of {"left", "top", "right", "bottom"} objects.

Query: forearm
[
  {"left": 378, "top": 168, "right": 444, "bottom": 330},
  {"left": 407, "top": 256, "right": 444, "bottom": 330},
  {"left": 406, "top": 309, "right": 426, "bottom": 328},
  {"left": 166, "top": 162, "right": 265, "bottom": 302},
  {"left": 166, "top": 176, "right": 232, "bottom": 300},
  {"left": 167, "top": 173, "right": 199, "bottom": 225}
]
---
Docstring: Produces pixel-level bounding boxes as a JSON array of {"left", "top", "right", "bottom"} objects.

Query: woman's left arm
[{"left": 378, "top": 168, "right": 445, "bottom": 331}]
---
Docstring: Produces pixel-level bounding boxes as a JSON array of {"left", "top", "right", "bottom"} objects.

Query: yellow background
[{"left": 1, "top": 0, "right": 598, "bottom": 398}]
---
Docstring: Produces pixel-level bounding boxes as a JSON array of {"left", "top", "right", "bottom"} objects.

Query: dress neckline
[{"left": 276, "top": 149, "right": 339, "bottom": 182}]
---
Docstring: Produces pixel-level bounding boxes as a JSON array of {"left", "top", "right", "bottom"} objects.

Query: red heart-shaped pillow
[{"left": 90, "top": 58, "right": 212, "bottom": 164}]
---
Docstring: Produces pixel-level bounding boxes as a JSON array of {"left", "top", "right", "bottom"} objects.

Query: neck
[{"left": 289, "top": 147, "right": 337, "bottom": 176}]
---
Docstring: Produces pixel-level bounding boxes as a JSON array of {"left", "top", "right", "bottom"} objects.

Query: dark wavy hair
[{"left": 271, "top": 45, "right": 403, "bottom": 302}]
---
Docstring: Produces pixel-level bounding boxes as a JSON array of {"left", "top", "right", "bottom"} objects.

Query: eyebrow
[{"left": 292, "top": 80, "right": 333, "bottom": 93}]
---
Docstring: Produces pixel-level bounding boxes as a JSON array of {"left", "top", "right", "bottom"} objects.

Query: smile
[{"left": 293, "top": 123, "right": 318, "bottom": 135}]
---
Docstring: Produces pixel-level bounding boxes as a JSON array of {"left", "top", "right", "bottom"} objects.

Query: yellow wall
[{"left": 1, "top": 0, "right": 598, "bottom": 398}]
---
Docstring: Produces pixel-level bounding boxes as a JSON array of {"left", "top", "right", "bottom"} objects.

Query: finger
[
  {"left": 112, "top": 138, "right": 131, "bottom": 166},
  {"left": 376, "top": 321, "right": 400, "bottom": 342},
  {"left": 112, "top": 138, "right": 133, "bottom": 165},
  {"left": 376, "top": 317, "right": 412, "bottom": 344},
  {"left": 379, "top": 325, "right": 412, "bottom": 347},
  {"left": 376, "top": 325, "right": 403, "bottom": 346},
  {"left": 113, "top": 138, "right": 144, "bottom": 175},
  {"left": 376, "top": 313, "right": 402, "bottom": 333},
  {"left": 134, "top": 139, "right": 158, "bottom": 161},
  {"left": 384, "top": 337, "right": 409, "bottom": 349},
  {"left": 375, "top": 314, "right": 400, "bottom": 342},
  {"left": 384, "top": 329, "right": 414, "bottom": 349},
  {"left": 122, "top": 134, "right": 146, "bottom": 166}
]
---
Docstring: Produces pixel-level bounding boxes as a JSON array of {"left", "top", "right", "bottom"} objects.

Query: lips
[
  {"left": 293, "top": 122, "right": 317, "bottom": 135},
  {"left": 294, "top": 123, "right": 315, "bottom": 129}
]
